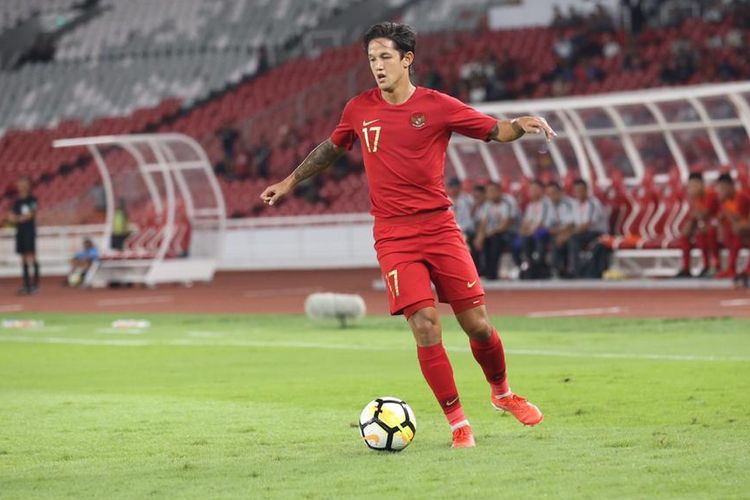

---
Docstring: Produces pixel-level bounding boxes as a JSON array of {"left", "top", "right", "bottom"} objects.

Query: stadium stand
[{"left": 1, "top": 1, "right": 750, "bottom": 279}]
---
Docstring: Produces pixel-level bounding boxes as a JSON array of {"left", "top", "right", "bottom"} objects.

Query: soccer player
[
  {"left": 715, "top": 173, "right": 750, "bottom": 281},
  {"left": 7, "top": 177, "right": 39, "bottom": 295},
  {"left": 675, "top": 172, "right": 720, "bottom": 278},
  {"left": 261, "top": 22, "right": 555, "bottom": 448}
]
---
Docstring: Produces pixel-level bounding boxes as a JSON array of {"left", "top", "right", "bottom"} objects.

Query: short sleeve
[
  {"left": 329, "top": 99, "right": 357, "bottom": 151},
  {"left": 440, "top": 93, "right": 497, "bottom": 141}
]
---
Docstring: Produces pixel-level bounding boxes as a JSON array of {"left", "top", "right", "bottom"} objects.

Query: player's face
[
  {"left": 717, "top": 181, "right": 733, "bottom": 200},
  {"left": 487, "top": 185, "right": 502, "bottom": 202},
  {"left": 472, "top": 189, "right": 485, "bottom": 204},
  {"left": 546, "top": 185, "right": 560, "bottom": 203},
  {"left": 573, "top": 184, "right": 587, "bottom": 201},
  {"left": 686, "top": 179, "right": 704, "bottom": 199},
  {"left": 367, "top": 38, "right": 412, "bottom": 92},
  {"left": 529, "top": 183, "right": 543, "bottom": 200},
  {"left": 16, "top": 179, "right": 30, "bottom": 197}
]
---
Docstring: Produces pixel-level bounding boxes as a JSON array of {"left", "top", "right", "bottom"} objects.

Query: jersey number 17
[{"left": 362, "top": 126, "right": 381, "bottom": 153}]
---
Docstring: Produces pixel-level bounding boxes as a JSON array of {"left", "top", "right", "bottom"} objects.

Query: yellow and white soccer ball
[{"left": 359, "top": 397, "right": 416, "bottom": 452}]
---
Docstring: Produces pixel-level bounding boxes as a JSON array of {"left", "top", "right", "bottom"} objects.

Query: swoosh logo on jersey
[
  {"left": 445, "top": 396, "right": 459, "bottom": 407},
  {"left": 467, "top": 280, "right": 477, "bottom": 288},
  {"left": 362, "top": 119, "right": 380, "bottom": 127}
]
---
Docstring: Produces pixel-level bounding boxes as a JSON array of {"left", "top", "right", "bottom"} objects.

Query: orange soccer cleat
[
  {"left": 451, "top": 424, "right": 476, "bottom": 448},
  {"left": 491, "top": 393, "right": 544, "bottom": 426}
]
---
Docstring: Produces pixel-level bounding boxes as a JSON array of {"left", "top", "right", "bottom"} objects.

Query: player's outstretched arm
[
  {"left": 260, "top": 139, "right": 345, "bottom": 206},
  {"left": 490, "top": 116, "right": 557, "bottom": 143}
]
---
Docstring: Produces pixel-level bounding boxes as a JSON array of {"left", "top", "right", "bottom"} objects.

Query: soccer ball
[{"left": 359, "top": 397, "right": 416, "bottom": 452}]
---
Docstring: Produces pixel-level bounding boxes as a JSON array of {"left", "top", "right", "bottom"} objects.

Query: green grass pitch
[{"left": 1, "top": 313, "right": 749, "bottom": 499}]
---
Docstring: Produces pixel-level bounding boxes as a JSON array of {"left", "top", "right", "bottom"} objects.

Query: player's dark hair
[
  {"left": 717, "top": 173, "right": 734, "bottom": 184},
  {"left": 531, "top": 179, "right": 545, "bottom": 188},
  {"left": 573, "top": 178, "right": 588, "bottom": 188},
  {"left": 472, "top": 184, "right": 486, "bottom": 194},
  {"left": 688, "top": 172, "right": 703, "bottom": 182},
  {"left": 546, "top": 181, "right": 561, "bottom": 190},
  {"left": 363, "top": 22, "right": 416, "bottom": 68}
]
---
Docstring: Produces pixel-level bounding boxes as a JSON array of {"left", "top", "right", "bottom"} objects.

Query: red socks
[
  {"left": 417, "top": 331, "right": 509, "bottom": 429},
  {"left": 417, "top": 343, "right": 467, "bottom": 428},
  {"left": 470, "top": 329, "right": 510, "bottom": 396}
]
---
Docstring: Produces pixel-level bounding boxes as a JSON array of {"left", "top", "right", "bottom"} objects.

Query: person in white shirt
[
  {"left": 546, "top": 181, "right": 576, "bottom": 277},
  {"left": 447, "top": 177, "right": 475, "bottom": 241},
  {"left": 568, "top": 178, "right": 609, "bottom": 278},
  {"left": 474, "top": 182, "right": 520, "bottom": 280},
  {"left": 516, "top": 179, "right": 554, "bottom": 278}
]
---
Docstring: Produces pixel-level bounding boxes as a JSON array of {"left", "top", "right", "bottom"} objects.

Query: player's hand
[
  {"left": 516, "top": 116, "right": 557, "bottom": 141},
  {"left": 260, "top": 178, "right": 294, "bottom": 206}
]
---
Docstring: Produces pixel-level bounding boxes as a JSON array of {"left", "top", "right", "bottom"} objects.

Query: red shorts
[{"left": 374, "top": 209, "right": 485, "bottom": 316}]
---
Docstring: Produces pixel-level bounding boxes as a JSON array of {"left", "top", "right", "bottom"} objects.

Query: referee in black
[{"left": 8, "top": 177, "right": 40, "bottom": 295}]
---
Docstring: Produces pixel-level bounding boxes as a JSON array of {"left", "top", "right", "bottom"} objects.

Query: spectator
[
  {"left": 253, "top": 135, "right": 272, "bottom": 179},
  {"left": 7, "top": 177, "right": 40, "bottom": 295},
  {"left": 67, "top": 238, "right": 98, "bottom": 287},
  {"left": 217, "top": 123, "right": 240, "bottom": 163},
  {"left": 602, "top": 33, "right": 621, "bottom": 58},
  {"left": 516, "top": 179, "right": 554, "bottom": 279},
  {"left": 675, "top": 172, "right": 721, "bottom": 278},
  {"left": 554, "top": 33, "right": 575, "bottom": 61},
  {"left": 447, "top": 177, "right": 475, "bottom": 243},
  {"left": 546, "top": 181, "right": 575, "bottom": 278},
  {"left": 715, "top": 173, "right": 750, "bottom": 281},
  {"left": 567, "top": 178, "right": 609, "bottom": 278},
  {"left": 474, "top": 182, "right": 520, "bottom": 280},
  {"left": 111, "top": 198, "right": 130, "bottom": 250},
  {"left": 469, "top": 184, "right": 488, "bottom": 274},
  {"left": 423, "top": 64, "right": 444, "bottom": 91}
]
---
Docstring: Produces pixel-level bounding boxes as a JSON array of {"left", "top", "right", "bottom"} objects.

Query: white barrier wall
[
  {"left": 220, "top": 219, "right": 377, "bottom": 270},
  {"left": 0, "top": 218, "right": 378, "bottom": 277}
]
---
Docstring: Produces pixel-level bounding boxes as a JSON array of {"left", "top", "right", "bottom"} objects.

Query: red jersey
[
  {"left": 688, "top": 189, "right": 720, "bottom": 220},
  {"left": 720, "top": 192, "right": 750, "bottom": 221},
  {"left": 330, "top": 87, "right": 497, "bottom": 219}
]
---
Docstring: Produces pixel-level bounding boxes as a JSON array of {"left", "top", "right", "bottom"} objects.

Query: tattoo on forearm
[
  {"left": 292, "top": 139, "right": 343, "bottom": 183},
  {"left": 488, "top": 124, "right": 499, "bottom": 142},
  {"left": 489, "top": 120, "right": 525, "bottom": 143},
  {"left": 510, "top": 119, "right": 525, "bottom": 137}
]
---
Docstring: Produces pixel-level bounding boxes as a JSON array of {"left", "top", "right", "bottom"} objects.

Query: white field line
[
  {"left": 527, "top": 306, "right": 627, "bottom": 318},
  {"left": 0, "top": 304, "right": 24, "bottom": 313},
  {"left": 96, "top": 295, "right": 173, "bottom": 307},
  {"left": 187, "top": 331, "right": 225, "bottom": 338},
  {"left": 719, "top": 299, "right": 750, "bottom": 307},
  {"left": 242, "top": 286, "right": 324, "bottom": 298},
  {"left": 0, "top": 334, "right": 748, "bottom": 362},
  {"left": 96, "top": 328, "right": 146, "bottom": 335}
]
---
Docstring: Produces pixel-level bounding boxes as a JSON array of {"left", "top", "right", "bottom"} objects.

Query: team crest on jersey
[{"left": 410, "top": 112, "right": 426, "bottom": 128}]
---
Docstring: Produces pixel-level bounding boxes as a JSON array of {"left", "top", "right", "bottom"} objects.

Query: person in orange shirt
[
  {"left": 715, "top": 173, "right": 750, "bottom": 282},
  {"left": 676, "top": 172, "right": 720, "bottom": 278}
]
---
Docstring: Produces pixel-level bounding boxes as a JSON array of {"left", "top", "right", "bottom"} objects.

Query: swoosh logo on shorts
[{"left": 467, "top": 280, "right": 477, "bottom": 288}]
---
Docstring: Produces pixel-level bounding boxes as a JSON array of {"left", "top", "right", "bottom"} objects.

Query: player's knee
[
  {"left": 408, "top": 309, "right": 441, "bottom": 346},
  {"left": 462, "top": 316, "right": 492, "bottom": 341}
]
